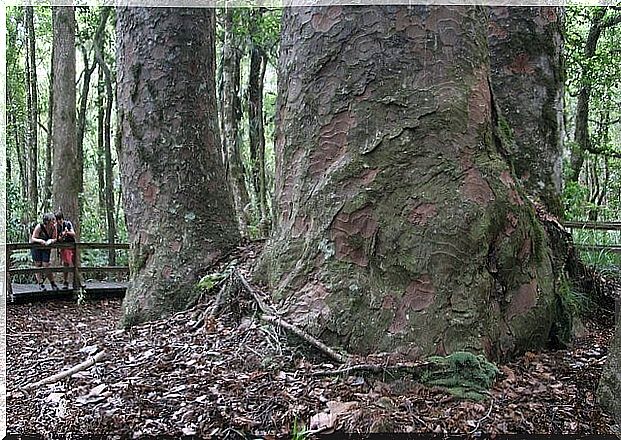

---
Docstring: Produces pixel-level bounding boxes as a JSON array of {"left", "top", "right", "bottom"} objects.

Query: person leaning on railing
[{"left": 29, "top": 212, "right": 60, "bottom": 291}]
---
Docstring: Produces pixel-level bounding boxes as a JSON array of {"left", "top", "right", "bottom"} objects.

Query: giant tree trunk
[
  {"left": 248, "top": 22, "right": 269, "bottom": 236},
  {"left": 220, "top": 9, "right": 250, "bottom": 237},
  {"left": 488, "top": 7, "right": 564, "bottom": 217},
  {"left": 117, "top": 7, "right": 240, "bottom": 326},
  {"left": 52, "top": 7, "right": 79, "bottom": 235},
  {"left": 26, "top": 6, "right": 38, "bottom": 217},
  {"left": 256, "top": 5, "right": 562, "bottom": 360}
]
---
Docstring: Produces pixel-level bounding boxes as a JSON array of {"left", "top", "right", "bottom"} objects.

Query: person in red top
[{"left": 55, "top": 211, "right": 77, "bottom": 289}]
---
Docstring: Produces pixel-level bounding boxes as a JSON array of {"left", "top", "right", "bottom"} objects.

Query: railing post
[
  {"left": 73, "top": 242, "right": 80, "bottom": 292},
  {"left": 6, "top": 245, "right": 13, "bottom": 302}
]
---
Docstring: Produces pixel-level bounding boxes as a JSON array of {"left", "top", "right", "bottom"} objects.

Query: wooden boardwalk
[{"left": 10, "top": 280, "right": 127, "bottom": 303}]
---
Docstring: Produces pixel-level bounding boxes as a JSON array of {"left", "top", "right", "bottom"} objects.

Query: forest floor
[{"left": 7, "top": 244, "right": 620, "bottom": 438}]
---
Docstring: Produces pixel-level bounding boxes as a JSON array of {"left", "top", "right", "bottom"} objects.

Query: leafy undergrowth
[{"left": 7, "top": 245, "right": 618, "bottom": 437}]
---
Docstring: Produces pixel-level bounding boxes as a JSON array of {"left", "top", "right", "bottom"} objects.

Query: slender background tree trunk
[
  {"left": 248, "top": 17, "right": 269, "bottom": 236},
  {"left": 42, "top": 46, "right": 54, "bottom": 212},
  {"left": 220, "top": 9, "right": 250, "bottom": 237},
  {"left": 26, "top": 6, "right": 38, "bottom": 218}
]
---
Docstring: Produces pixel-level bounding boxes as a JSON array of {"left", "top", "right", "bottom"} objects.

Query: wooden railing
[
  {"left": 6, "top": 242, "right": 130, "bottom": 298},
  {"left": 563, "top": 221, "right": 621, "bottom": 255}
]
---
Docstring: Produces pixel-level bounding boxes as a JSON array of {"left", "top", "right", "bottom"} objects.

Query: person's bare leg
[
  {"left": 34, "top": 261, "right": 43, "bottom": 285},
  {"left": 43, "top": 261, "right": 56, "bottom": 285}
]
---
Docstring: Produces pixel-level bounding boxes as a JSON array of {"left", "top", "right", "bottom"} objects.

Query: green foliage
[
  {"left": 6, "top": 181, "right": 29, "bottom": 242},
  {"left": 558, "top": 276, "right": 591, "bottom": 318},
  {"left": 421, "top": 352, "right": 499, "bottom": 401},
  {"left": 562, "top": 178, "right": 591, "bottom": 219}
]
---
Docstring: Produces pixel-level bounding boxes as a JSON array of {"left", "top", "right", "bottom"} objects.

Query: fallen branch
[
  {"left": 234, "top": 270, "right": 350, "bottom": 364},
  {"left": 261, "top": 314, "right": 348, "bottom": 364},
  {"left": 22, "top": 350, "right": 107, "bottom": 391}
]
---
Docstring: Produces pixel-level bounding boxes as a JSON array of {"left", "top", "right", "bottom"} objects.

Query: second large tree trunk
[
  {"left": 117, "top": 8, "right": 240, "bottom": 326},
  {"left": 257, "top": 5, "right": 562, "bottom": 360},
  {"left": 488, "top": 6, "right": 564, "bottom": 217},
  {"left": 52, "top": 7, "right": 79, "bottom": 234}
]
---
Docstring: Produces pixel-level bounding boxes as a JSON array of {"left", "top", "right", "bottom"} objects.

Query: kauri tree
[
  {"left": 117, "top": 8, "right": 240, "bottom": 325},
  {"left": 257, "top": 5, "right": 565, "bottom": 360},
  {"left": 52, "top": 6, "right": 80, "bottom": 234},
  {"left": 488, "top": 6, "right": 564, "bottom": 216}
]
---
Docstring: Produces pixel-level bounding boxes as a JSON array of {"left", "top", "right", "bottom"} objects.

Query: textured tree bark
[
  {"left": 248, "top": 26, "right": 270, "bottom": 236},
  {"left": 488, "top": 7, "right": 564, "bottom": 217},
  {"left": 598, "top": 320, "right": 621, "bottom": 427},
  {"left": 52, "top": 7, "right": 79, "bottom": 235},
  {"left": 26, "top": 6, "right": 38, "bottom": 218},
  {"left": 257, "top": 5, "right": 562, "bottom": 360},
  {"left": 117, "top": 8, "right": 240, "bottom": 326},
  {"left": 220, "top": 9, "right": 250, "bottom": 237}
]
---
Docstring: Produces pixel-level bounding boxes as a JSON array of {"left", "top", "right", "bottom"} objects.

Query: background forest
[{"left": 5, "top": 6, "right": 621, "bottom": 267}]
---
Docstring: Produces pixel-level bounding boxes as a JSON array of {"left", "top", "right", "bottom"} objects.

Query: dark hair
[
  {"left": 55, "top": 211, "right": 64, "bottom": 221},
  {"left": 43, "top": 213, "right": 55, "bottom": 224}
]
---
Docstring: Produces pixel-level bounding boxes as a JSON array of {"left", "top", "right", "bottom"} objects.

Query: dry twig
[
  {"left": 261, "top": 314, "right": 348, "bottom": 364},
  {"left": 22, "top": 350, "right": 107, "bottom": 391}
]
